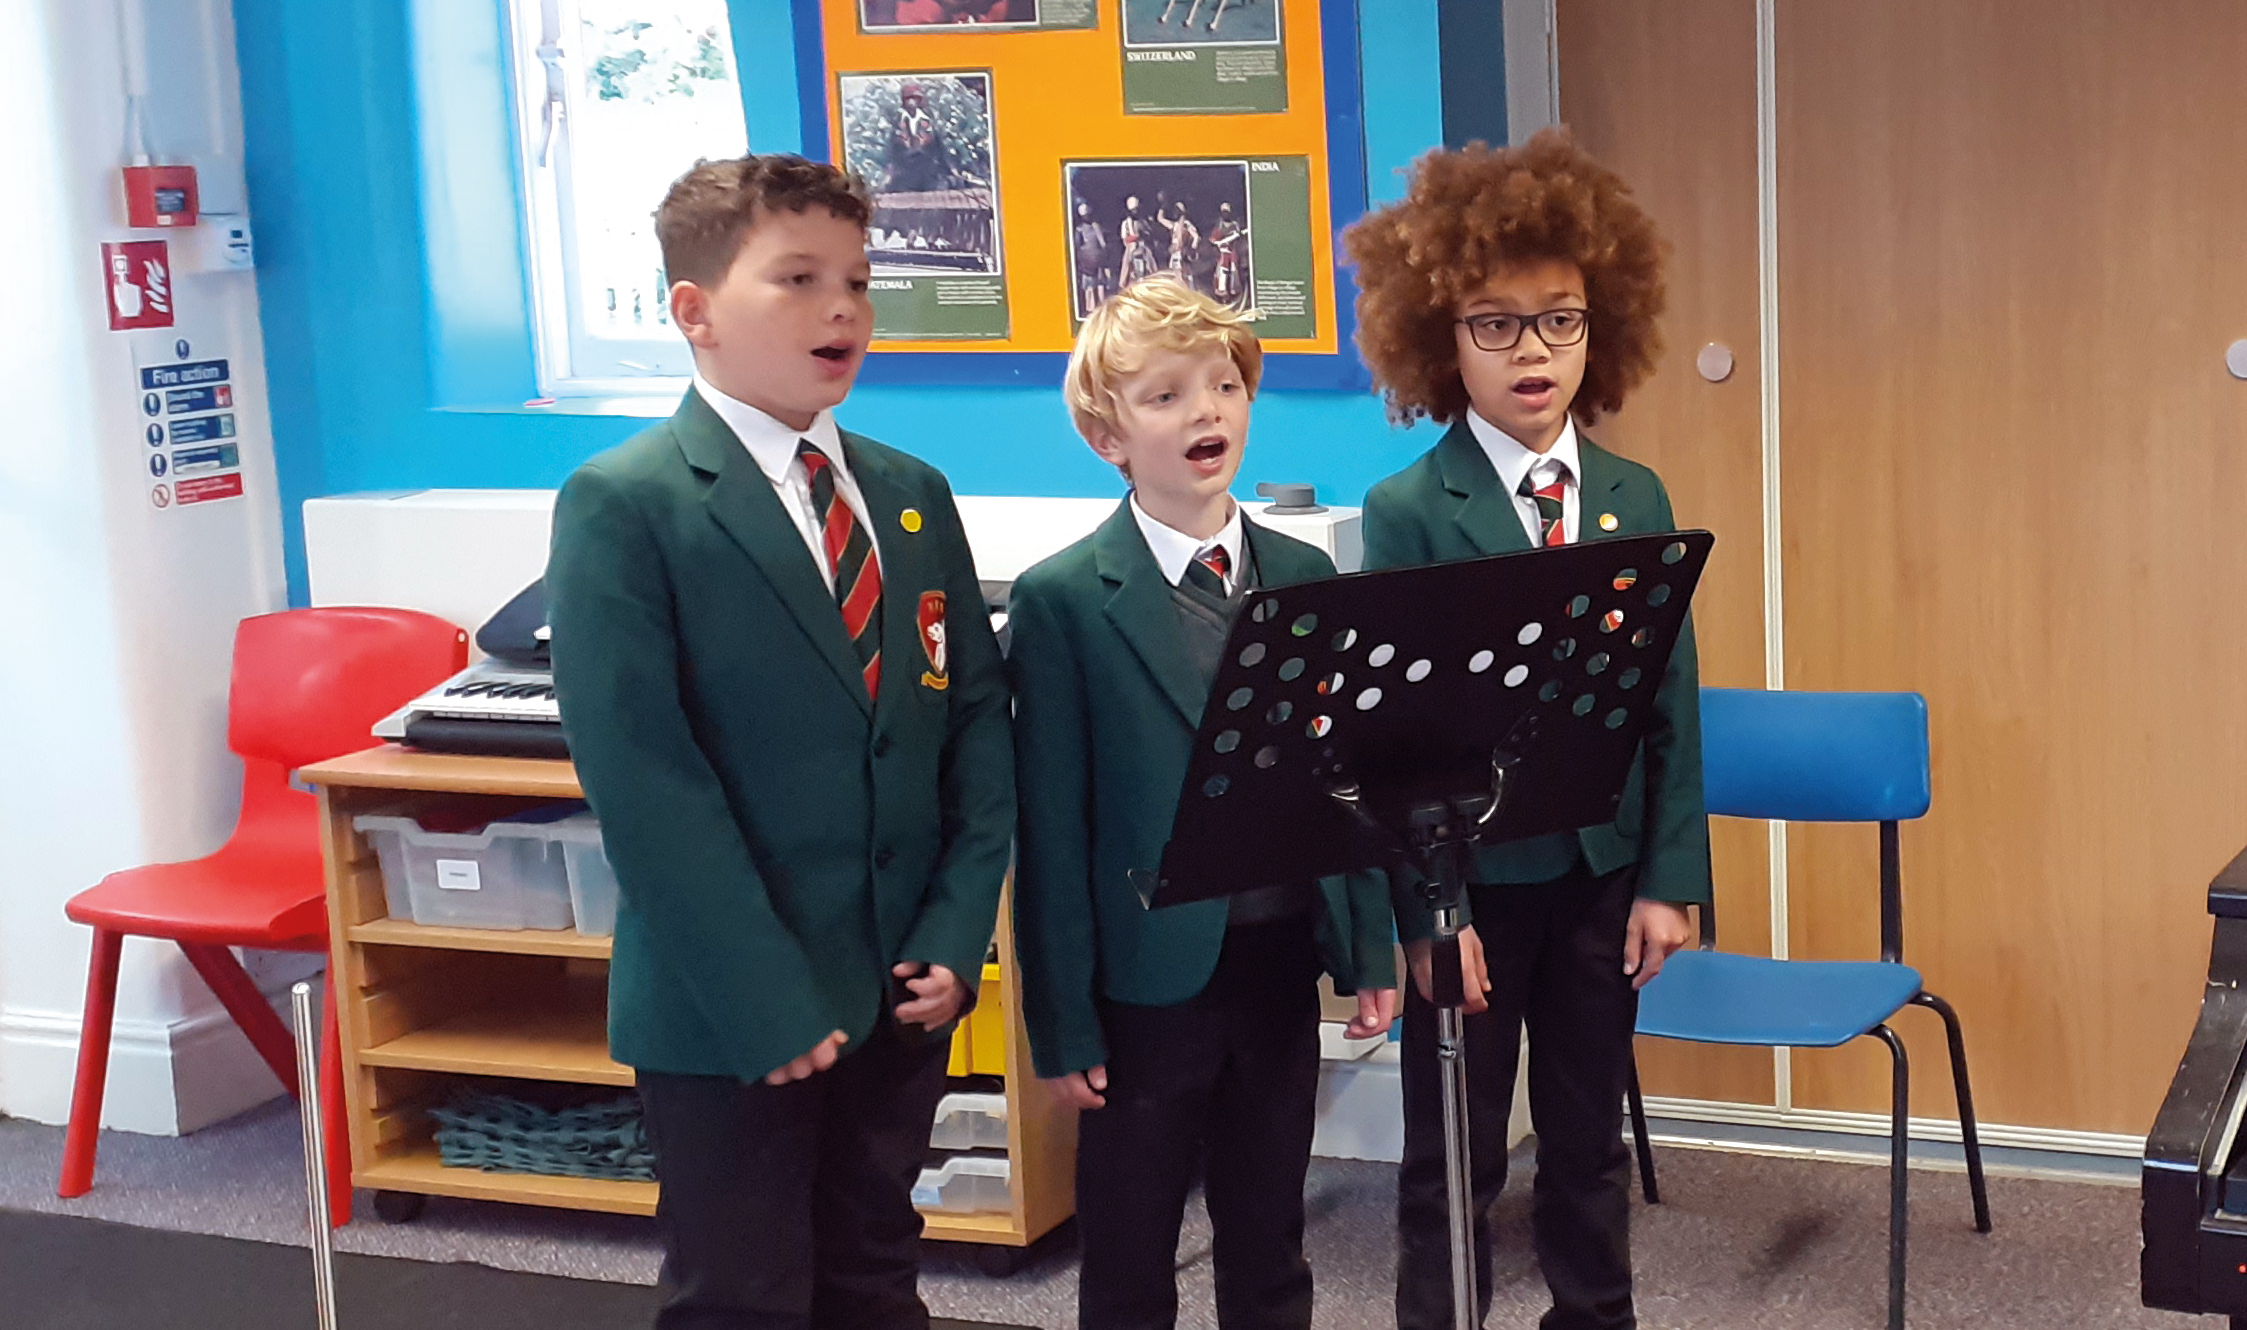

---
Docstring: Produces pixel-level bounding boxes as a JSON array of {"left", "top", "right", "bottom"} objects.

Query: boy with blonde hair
[{"left": 1010, "top": 277, "right": 1398, "bottom": 1330}]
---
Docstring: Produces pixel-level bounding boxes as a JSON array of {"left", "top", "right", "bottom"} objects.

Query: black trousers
[
  {"left": 637, "top": 1015, "right": 950, "bottom": 1330},
  {"left": 1395, "top": 862, "right": 1640, "bottom": 1330},
  {"left": 1075, "top": 914, "right": 1324, "bottom": 1330}
]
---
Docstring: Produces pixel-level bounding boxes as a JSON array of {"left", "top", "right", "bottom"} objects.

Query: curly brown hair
[
  {"left": 1342, "top": 129, "right": 1668, "bottom": 426},
  {"left": 656, "top": 155, "right": 873, "bottom": 289}
]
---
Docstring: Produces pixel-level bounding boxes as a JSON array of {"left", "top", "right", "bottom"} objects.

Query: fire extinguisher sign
[{"left": 102, "top": 240, "right": 174, "bottom": 331}]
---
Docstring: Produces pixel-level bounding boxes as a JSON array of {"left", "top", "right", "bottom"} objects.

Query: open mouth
[
  {"left": 1186, "top": 437, "right": 1228, "bottom": 462},
  {"left": 1513, "top": 376, "right": 1555, "bottom": 397},
  {"left": 811, "top": 343, "right": 853, "bottom": 362}
]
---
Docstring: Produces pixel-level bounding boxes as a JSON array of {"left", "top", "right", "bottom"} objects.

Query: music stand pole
[
  {"left": 291, "top": 982, "right": 341, "bottom": 1330},
  {"left": 1396, "top": 785, "right": 1507, "bottom": 1330},
  {"left": 1434, "top": 901, "right": 1477, "bottom": 1330}
]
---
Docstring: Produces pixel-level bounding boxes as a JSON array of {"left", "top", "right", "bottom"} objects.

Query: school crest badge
[{"left": 917, "top": 590, "right": 949, "bottom": 691}]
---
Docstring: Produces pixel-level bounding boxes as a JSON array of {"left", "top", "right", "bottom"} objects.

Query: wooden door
[
  {"left": 1558, "top": 0, "right": 1776, "bottom": 1108},
  {"left": 1776, "top": 0, "right": 2247, "bottom": 1134}
]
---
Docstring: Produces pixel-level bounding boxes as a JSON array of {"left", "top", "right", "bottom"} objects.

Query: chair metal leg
[
  {"left": 178, "top": 942, "right": 300, "bottom": 1097},
  {"left": 1911, "top": 991, "right": 1991, "bottom": 1233},
  {"left": 58, "top": 929, "right": 125, "bottom": 1198},
  {"left": 1627, "top": 1057, "right": 1660, "bottom": 1204},
  {"left": 1874, "top": 1023, "right": 1910, "bottom": 1330}
]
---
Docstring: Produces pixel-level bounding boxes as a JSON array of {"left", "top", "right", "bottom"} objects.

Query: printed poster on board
[
  {"left": 856, "top": 0, "right": 1096, "bottom": 33},
  {"left": 1063, "top": 155, "right": 1316, "bottom": 339},
  {"left": 1118, "top": 0, "right": 1287, "bottom": 115},
  {"left": 840, "top": 69, "right": 1012, "bottom": 340}
]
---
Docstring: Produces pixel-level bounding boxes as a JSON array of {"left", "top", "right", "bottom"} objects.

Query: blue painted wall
[{"left": 235, "top": 0, "right": 1453, "bottom": 602}]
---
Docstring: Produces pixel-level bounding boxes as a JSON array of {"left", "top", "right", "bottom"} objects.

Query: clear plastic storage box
[
  {"left": 551, "top": 814, "right": 620, "bottom": 938},
  {"left": 353, "top": 808, "right": 576, "bottom": 931},
  {"left": 928, "top": 1092, "right": 1009, "bottom": 1151},
  {"left": 911, "top": 1153, "right": 1011, "bottom": 1214}
]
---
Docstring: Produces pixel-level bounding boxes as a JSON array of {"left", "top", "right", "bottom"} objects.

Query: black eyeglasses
[{"left": 1456, "top": 308, "right": 1590, "bottom": 353}]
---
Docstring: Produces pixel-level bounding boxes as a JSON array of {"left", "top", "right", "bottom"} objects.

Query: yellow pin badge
[
  {"left": 900, "top": 508, "right": 923, "bottom": 533},
  {"left": 1598, "top": 512, "right": 1620, "bottom": 532}
]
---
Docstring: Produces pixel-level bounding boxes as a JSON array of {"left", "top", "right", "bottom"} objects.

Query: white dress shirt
[
  {"left": 1131, "top": 494, "right": 1245, "bottom": 593},
  {"left": 694, "top": 375, "right": 880, "bottom": 591},
  {"left": 1466, "top": 409, "right": 1582, "bottom": 546}
]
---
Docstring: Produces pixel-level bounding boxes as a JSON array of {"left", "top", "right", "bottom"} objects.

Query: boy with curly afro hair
[{"left": 1343, "top": 128, "right": 1712, "bottom": 1330}]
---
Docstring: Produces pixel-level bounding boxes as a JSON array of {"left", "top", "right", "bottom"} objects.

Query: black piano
[{"left": 2145, "top": 845, "right": 2247, "bottom": 1325}]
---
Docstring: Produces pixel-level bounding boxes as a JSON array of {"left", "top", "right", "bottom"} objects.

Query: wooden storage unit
[{"left": 304, "top": 747, "right": 1076, "bottom": 1250}]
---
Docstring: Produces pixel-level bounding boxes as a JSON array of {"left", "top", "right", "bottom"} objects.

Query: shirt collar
[
  {"left": 1465, "top": 409, "right": 1580, "bottom": 495},
  {"left": 1129, "top": 494, "right": 1243, "bottom": 588},
  {"left": 693, "top": 373, "right": 848, "bottom": 486}
]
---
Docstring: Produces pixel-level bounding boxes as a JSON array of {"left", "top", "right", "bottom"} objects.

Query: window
[{"left": 507, "top": 0, "right": 747, "bottom": 392}]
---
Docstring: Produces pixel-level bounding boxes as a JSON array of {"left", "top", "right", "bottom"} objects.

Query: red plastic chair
[{"left": 58, "top": 607, "right": 466, "bottom": 1223}]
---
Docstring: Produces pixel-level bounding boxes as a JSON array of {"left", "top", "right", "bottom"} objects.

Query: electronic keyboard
[
  {"left": 373, "top": 660, "right": 566, "bottom": 759},
  {"left": 373, "top": 582, "right": 1018, "bottom": 761}
]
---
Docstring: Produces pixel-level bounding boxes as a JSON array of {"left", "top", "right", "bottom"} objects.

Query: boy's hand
[
  {"left": 892, "top": 962, "right": 966, "bottom": 1029},
  {"left": 764, "top": 1030, "right": 849, "bottom": 1085},
  {"left": 1044, "top": 1066, "right": 1108, "bottom": 1111},
  {"left": 1623, "top": 900, "right": 1695, "bottom": 990},
  {"left": 1404, "top": 926, "right": 1491, "bottom": 1014},
  {"left": 1345, "top": 987, "right": 1398, "bottom": 1040}
]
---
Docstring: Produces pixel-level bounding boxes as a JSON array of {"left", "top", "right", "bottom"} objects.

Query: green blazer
[
  {"left": 1008, "top": 500, "right": 1399, "bottom": 1079},
  {"left": 547, "top": 391, "right": 1014, "bottom": 1082},
  {"left": 1362, "top": 419, "right": 1713, "bottom": 933}
]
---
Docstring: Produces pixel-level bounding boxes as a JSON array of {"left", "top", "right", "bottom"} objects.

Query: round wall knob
[
  {"left": 2227, "top": 339, "right": 2247, "bottom": 380},
  {"left": 1696, "top": 343, "right": 1735, "bottom": 383}
]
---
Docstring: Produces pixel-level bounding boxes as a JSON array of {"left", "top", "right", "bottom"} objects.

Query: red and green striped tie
[
  {"left": 1516, "top": 468, "right": 1569, "bottom": 547},
  {"left": 798, "top": 441, "right": 883, "bottom": 700}
]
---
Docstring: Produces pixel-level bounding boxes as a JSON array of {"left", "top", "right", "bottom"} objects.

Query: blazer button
[
  {"left": 875, "top": 848, "right": 896, "bottom": 869},
  {"left": 873, "top": 736, "right": 891, "bottom": 758}
]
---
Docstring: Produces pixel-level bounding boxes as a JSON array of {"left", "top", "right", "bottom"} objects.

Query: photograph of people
[
  {"left": 1065, "top": 160, "right": 1252, "bottom": 317},
  {"left": 839, "top": 72, "right": 1004, "bottom": 276}
]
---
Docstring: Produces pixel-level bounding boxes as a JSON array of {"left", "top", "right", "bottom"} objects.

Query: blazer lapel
[
  {"left": 1241, "top": 515, "right": 1323, "bottom": 587},
  {"left": 1092, "top": 501, "right": 1207, "bottom": 726},
  {"left": 1573, "top": 436, "right": 1636, "bottom": 542},
  {"left": 1435, "top": 419, "right": 1532, "bottom": 557},
  {"left": 672, "top": 392, "right": 872, "bottom": 717},
  {"left": 844, "top": 436, "right": 926, "bottom": 725}
]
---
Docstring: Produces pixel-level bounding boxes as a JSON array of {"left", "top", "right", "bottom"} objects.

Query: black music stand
[{"left": 1135, "top": 529, "right": 1713, "bottom": 1330}]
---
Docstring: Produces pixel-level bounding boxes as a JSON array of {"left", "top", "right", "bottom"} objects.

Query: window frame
[{"left": 502, "top": 0, "right": 746, "bottom": 396}]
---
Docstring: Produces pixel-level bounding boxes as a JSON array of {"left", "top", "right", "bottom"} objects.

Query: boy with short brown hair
[{"left": 547, "top": 153, "right": 1014, "bottom": 1329}]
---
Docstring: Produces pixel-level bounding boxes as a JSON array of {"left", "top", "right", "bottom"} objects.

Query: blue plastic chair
[{"left": 1628, "top": 688, "right": 1992, "bottom": 1330}]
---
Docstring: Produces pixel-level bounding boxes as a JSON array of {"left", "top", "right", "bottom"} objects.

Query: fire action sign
[{"left": 134, "top": 334, "right": 244, "bottom": 510}]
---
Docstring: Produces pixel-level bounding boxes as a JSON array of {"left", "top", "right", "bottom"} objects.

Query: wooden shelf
[
  {"left": 360, "top": 1143, "right": 1026, "bottom": 1237},
  {"left": 924, "top": 1209, "right": 1025, "bottom": 1243},
  {"left": 313, "top": 750, "right": 1076, "bottom": 1247},
  {"left": 360, "top": 982, "right": 629, "bottom": 1086},
  {"left": 300, "top": 746, "right": 582, "bottom": 799},
  {"left": 348, "top": 917, "right": 613, "bottom": 960},
  {"left": 359, "top": 1143, "right": 657, "bottom": 1216}
]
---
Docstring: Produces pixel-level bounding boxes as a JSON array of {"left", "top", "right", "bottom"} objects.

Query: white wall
[{"left": 0, "top": 0, "right": 294, "bottom": 1137}]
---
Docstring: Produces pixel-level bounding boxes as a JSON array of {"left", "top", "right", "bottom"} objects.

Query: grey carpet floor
[{"left": 0, "top": 1101, "right": 2215, "bottom": 1329}]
